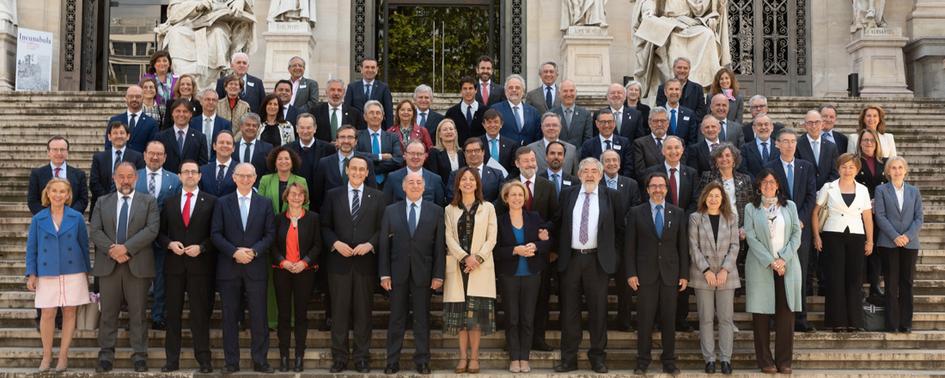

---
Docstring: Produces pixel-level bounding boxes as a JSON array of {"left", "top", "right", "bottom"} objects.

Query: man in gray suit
[
  {"left": 525, "top": 61, "right": 561, "bottom": 113},
  {"left": 90, "top": 162, "right": 160, "bottom": 373},
  {"left": 288, "top": 56, "right": 319, "bottom": 114},
  {"left": 633, "top": 107, "right": 670, "bottom": 179},
  {"left": 528, "top": 112, "right": 579, "bottom": 176},
  {"left": 551, "top": 80, "right": 593, "bottom": 148},
  {"left": 704, "top": 94, "right": 744, "bottom": 145}
]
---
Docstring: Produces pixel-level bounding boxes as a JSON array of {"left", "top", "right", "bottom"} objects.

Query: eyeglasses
[
  {"left": 804, "top": 120, "right": 823, "bottom": 126},
  {"left": 180, "top": 169, "right": 200, "bottom": 175},
  {"left": 647, "top": 184, "right": 667, "bottom": 189}
]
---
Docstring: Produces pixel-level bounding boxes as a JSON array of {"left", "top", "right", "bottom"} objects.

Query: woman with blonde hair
[
  {"left": 425, "top": 119, "right": 466, "bottom": 186},
  {"left": 849, "top": 104, "right": 896, "bottom": 158}
]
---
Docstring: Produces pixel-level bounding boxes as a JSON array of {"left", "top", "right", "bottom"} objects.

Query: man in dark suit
[
  {"left": 378, "top": 171, "right": 445, "bottom": 375},
  {"left": 106, "top": 85, "right": 158, "bottom": 153},
  {"left": 820, "top": 104, "right": 848, "bottom": 154},
  {"left": 344, "top": 58, "right": 394, "bottom": 128},
  {"left": 287, "top": 56, "right": 320, "bottom": 114},
  {"left": 414, "top": 84, "right": 445, "bottom": 137},
  {"left": 357, "top": 100, "right": 404, "bottom": 184},
  {"left": 739, "top": 113, "right": 779, "bottom": 178},
  {"left": 287, "top": 114, "right": 335, "bottom": 194},
  {"left": 655, "top": 57, "right": 707, "bottom": 121},
  {"left": 796, "top": 110, "right": 839, "bottom": 190},
  {"left": 661, "top": 79, "right": 699, "bottom": 146},
  {"left": 312, "top": 125, "right": 378, "bottom": 211},
  {"left": 28, "top": 136, "right": 88, "bottom": 215},
  {"left": 706, "top": 93, "right": 745, "bottom": 145},
  {"left": 211, "top": 162, "right": 277, "bottom": 374},
  {"left": 553, "top": 157, "right": 625, "bottom": 374},
  {"left": 446, "top": 138, "right": 505, "bottom": 202},
  {"left": 645, "top": 136, "right": 700, "bottom": 214},
  {"left": 765, "top": 130, "right": 817, "bottom": 332},
  {"left": 157, "top": 99, "right": 209, "bottom": 173},
  {"left": 383, "top": 140, "right": 445, "bottom": 205},
  {"left": 158, "top": 160, "right": 216, "bottom": 373},
  {"left": 491, "top": 75, "right": 542, "bottom": 145},
  {"left": 274, "top": 79, "right": 301, "bottom": 125},
  {"left": 525, "top": 61, "right": 561, "bottom": 113},
  {"left": 446, "top": 76, "right": 487, "bottom": 143},
  {"left": 580, "top": 111, "right": 633, "bottom": 177},
  {"left": 91, "top": 122, "right": 145, "bottom": 214},
  {"left": 89, "top": 162, "right": 160, "bottom": 373},
  {"left": 214, "top": 52, "right": 266, "bottom": 113},
  {"left": 685, "top": 116, "right": 723, "bottom": 175},
  {"left": 232, "top": 114, "right": 274, "bottom": 182},
  {"left": 633, "top": 107, "right": 671, "bottom": 180},
  {"left": 314, "top": 79, "right": 364, "bottom": 142},
  {"left": 600, "top": 149, "right": 642, "bottom": 331},
  {"left": 600, "top": 83, "right": 647, "bottom": 141},
  {"left": 540, "top": 140, "right": 576, "bottom": 197},
  {"left": 320, "top": 156, "right": 386, "bottom": 373},
  {"left": 626, "top": 171, "right": 689, "bottom": 376},
  {"left": 481, "top": 108, "right": 520, "bottom": 177},
  {"left": 199, "top": 130, "right": 238, "bottom": 197},
  {"left": 551, "top": 79, "right": 594, "bottom": 148},
  {"left": 742, "top": 95, "right": 786, "bottom": 143},
  {"left": 474, "top": 55, "right": 505, "bottom": 107},
  {"left": 191, "top": 89, "right": 232, "bottom": 162}
]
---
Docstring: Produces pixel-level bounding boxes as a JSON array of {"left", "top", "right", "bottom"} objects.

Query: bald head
[{"left": 710, "top": 93, "right": 730, "bottom": 120}]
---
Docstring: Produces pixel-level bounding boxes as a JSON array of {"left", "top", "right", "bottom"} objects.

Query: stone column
[
  {"left": 559, "top": 26, "right": 613, "bottom": 96},
  {"left": 846, "top": 27, "right": 913, "bottom": 98},
  {"left": 0, "top": 12, "right": 14, "bottom": 91},
  {"left": 262, "top": 21, "right": 316, "bottom": 89},
  {"left": 905, "top": 0, "right": 945, "bottom": 97}
]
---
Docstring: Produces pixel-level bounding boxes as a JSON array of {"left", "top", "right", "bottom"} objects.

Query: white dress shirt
[
  {"left": 49, "top": 162, "right": 67, "bottom": 179},
  {"left": 462, "top": 100, "right": 479, "bottom": 117},
  {"left": 216, "top": 158, "right": 232, "bottom": 178},
  {"left": 115, "top": 190, "right": 136, "bottom": 235},
  {"left": 112, "top": 147, "right": 127, "bottom": 173},
  {"left": 509, "top": 101, "right": 525, "bottom": 127},
  {"left": 571, "top": 186, "right": 600, "bottom": 249},
  {"left": 180, "top": 188, "right": 199, "bottom": 218},
  {"left": 347, "top": 183, "right": 365, "bottom": 213},
  {"left": 894, "top": 183, "right": 905, "bottom": 210}
]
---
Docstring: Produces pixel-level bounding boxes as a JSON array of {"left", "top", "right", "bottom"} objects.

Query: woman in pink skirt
[{"left": 25, "top": 179, "right": 91, "bottom": 372}]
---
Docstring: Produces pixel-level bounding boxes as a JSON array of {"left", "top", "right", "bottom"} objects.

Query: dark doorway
[{"left": 728, "top": 0, "right": 811, "bottom": 96}]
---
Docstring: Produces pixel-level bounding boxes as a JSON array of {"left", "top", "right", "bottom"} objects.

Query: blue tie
[
  {"left": 239, "top": 196, "right": 249, "bottom": 231},
  {"left": 786, "top": 163, "right": 795, "bottom": 198},
  {"left": 372, "top": 132, "right": 381, "bottom": 155},
  {"left": 513, "top": 106, "right": 522, "bottom": 131},
  {"left": 545, "top": 86, "right": 553, "bottom": 110},
  {"left": 654, "top": 204, "right": 664, "bottom": 238},
  {"left": 465, "top": 105, "right": 473, "bottom": 126},
  {"left": 490, "top": 139, "right": 499, "bottom": 160},
  {"left": 670, "top": 109, "right": 678, "bottom": 135},
  {"left": 116, "top": 196, "right": 130, "bottom": 244},
  {"left": 761, "top": 142, "right": 770, "bottom": 161},
  {"left": 720, "top": 120, "right": 727, "bottom": 141},
  {"left": 408, "top": 203, "right": 417, "bottom": 237},
  {"left": 812, "top": 140, "right": 821, "bottom": 165},
  {"left": 419, "top": 112, "right": 427, "bottom": 128},
  {"left": 364, "top": 82, "right": 372, "bottom": 98},
  {"left": 552, "top": 173, "right": 561, "bottom": 194}
]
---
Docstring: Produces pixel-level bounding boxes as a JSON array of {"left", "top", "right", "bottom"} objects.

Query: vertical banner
[{"left": 15, "top": 28, "right": 53, "bottom": 91}]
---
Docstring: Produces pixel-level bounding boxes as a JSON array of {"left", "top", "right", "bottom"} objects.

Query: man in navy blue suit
[
  {"left": 474, "top": 56, "right": 505, "bottom": 107},
  {"left": 413, "top": 84, "right": 445, "bottom": 137},
  {"left": 445, "top": 76, "right": 487, "bottom": 143},
  {"left": 274, "top": 80, "right": 300, "bottom": 125},
  {"left": 191, "top": 89, "right": 231, "bottom": 162},
  {"left": 480, "top": 108, "right": 520, "bottom": 177},
  {"left": 819, "top": 105, "right": 848, "bottom": 154},
  {"left": 661, "top": 79, "right": 699, "bottom": 146},
  {"left": 344, "top": 58, "right": 394, "bottom": 128},
  {"left": 356, "top": 101, "right": 403, "bottom": 185},
  {"left": 446, "top": 138, "right": 505, "bottom": 202},
  {"left": 107, "top": 85, "right": 158, "bottom": 153},
  {"left": 581, "top": 111, "right": 634, "bottom": 177},
  {"left": 211, "top": 162, "right": 276, "bottom": 374},
  {"left": 491, "top": 74, "right": 542, "bottom": 146},
  {"left": 383, "top": 140, "right": 445, "bottom": 205},
  {"left": 199, "top": 130, "right": 238, "bottom": 197},
  {"left": 28, "top": 136, "right": 88, "bottom": 215},
  {"left": 738, "top": 113, "right": 779, "bottom": 178},
  {"left": 601, "top": 83, "right": 647, "bottom": 141},
  {"left": 312, "top": 125, "right": 378, "bottom": 211},
  {"left": 796, "top": 110, "right": 839, "bottom": 190},
  {"left": 233, "top": 114, "right": 274, "bottom": 182},
  {"left": 655, "top": 57, "right": 707, "bottom": 121},
  {"left": 91, "top": 122, "right": 145, "bottom": 215},
  {"left": 286, "top": 114, "right": 335, "bottom": 197},
  {"left": 214, "top": 52, "right": 266, "bottom": 113},
  {"left": 156, "top": 99, "right": 209, "bottom": 173}
]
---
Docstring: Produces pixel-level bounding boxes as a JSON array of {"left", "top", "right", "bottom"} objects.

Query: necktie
[
  {"left": 513, "top": 106, "right": 522, "bottom": 131},
  {"left": 490, "top": 138, "right": 499, "bottom": 160},
  {"left": 786, "top": 163, "right": 795, "bottom": 198},
  {"left": 419, "top": 112, "right": 427, "bottom": 128},
  {"left": 182, "top": 192, "right": 193, "bottom": 227},
  {"left": 608, "top": 178, "right": 617, "bottom": 189},
  {"left": 372, "top": 133, "right": 381, "bottom": 155},
  {"left": 552, "top": 173, "right": 561, "bottom": 194},
  {"left": 720, "top": 120, "right": 727, "bottom": 141},
  {"left": 216, "top": 164, "right": 226, "bottom": 187},
  {"left": 239, "top": 196, "right": 249, "bottom": 231},
  {"left": 669, "top": 168, "right": 678, "bottom": 205},
  {"left": 670, "top": 109, "right": 678, "bottom": 135},
  {"left": 761, "top": 142, "right": 770, "bottom": 161},
  {"left": 408, "top": 203, "right": 417, "bottom": 236},
  {"left": 177, "top": 130, "right": 185, "bottom": 155},
  {"left": 565, "top": 108, "right": 573, "bottom": 126},
  {"left": 711, "top": 143, "right": 719, "bottom": 152},
  {"left": 524, "top": 180, "right": 533, "bottom": 210},
  {"left": 203, "top": 117, "right": 213, "bottom": 152},
  {"left": 465, "top": 105, "right": 473, "bottom": 126},
  {"left": 148, "top": 172, "right": 157, "bottom": 197},
  {"left": 656, "top": 137, "right": 663, "bottom": 150},
  {"left": 243, "top": 142, "right": 253, "bottom": 163},
  {"left": 823, "top": 131, "right": 834, "bottom": 144},
  {"left": 114, "top": 150, "right": 122, "bottom": 172},
  {"left": 481, "top": 84, "right": 490, "bottom": 106},
  {"left": 605, "top": 139, "right": 613, "bottom": 150},
  {"left": 351, "top": 189, "right": 361, "bottom": 219},
  {"left": 545, "top": 86, "right": 553, "bottom": 110},
  {"left": 116, "top": 196, "right": 130, "bottom": 244},
  {"left": 129, "top": 113, "right": 137, "bottom": 130},
  {"left": 579, "top": 192, "right": 591, "bottom": 244},
  {"left": 53, "top": 167, "right": 61, "bottom": 179},
  {"left": 654, "top": 204, "right": 664, "bottom": 238},
  {"left": 330, "top": 108, "right": 340, "bottom": 139},
  {"left": 614, "top": 111, "right": 622, "bottom": 133},
  {"left": 812, "top": 140, "right": 821, "bottom": 165},
  {"left": 364, "top": 82, "right": 372, "bottom": 98}
]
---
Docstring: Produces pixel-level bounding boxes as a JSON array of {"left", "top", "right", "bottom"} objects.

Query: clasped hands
[
  {"left": 381, "top": 277, "right": 443, "bottom": 292},
  {"left": 168, "top": 241, "right": 202, "bottom": 257},
  {"left": 280, "top": 260, "right": 307, "bottom": 273},
  {"left": 703, "top": 269, "right": 729, "bottom": 287},
  {"left": 334, "top": 241, "right": 373, "bottom": 257},
  {"left": 233, "top": 247, "right": 255, "bottom": 264},
  {"left": 770, "top": 258, "right": 786, "bottom": 276},
  {"left": 108, "top": 244, "right": 130, "bottom": 264}
]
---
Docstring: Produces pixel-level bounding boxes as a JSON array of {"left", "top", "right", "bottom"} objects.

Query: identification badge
[
  {"left": 247, "top": 81, "right": 255, "bottom": 87},
  {"left": 300, "top": 84, "right": 307, "bottom": 88},
  {"left": 563, "top": 180, "right": 572, "bottom": 186},
  {"left": 614, "top": 145, "right": 622, "bottom": 150},
  {"left": 683, "top": 116, "right": 690, "bottom": 121}
]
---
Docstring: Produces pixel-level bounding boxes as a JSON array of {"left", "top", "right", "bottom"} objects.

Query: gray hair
[
  {"left": 413, "top": 84, "right": 433, "bottom": 98},
  {"left": 288, "top": 56, "right": 305, "bottom": 67},
  {"left": 650, "top": 106, "right": 668, "bottom": 120},
  {"left": 326, "top": 78, "right": 345, "bottom": 87},
  {"left": 749, "top": 94, "right": 768, "bottom": 106},
  {"left": 230, "top": 52, "right": 249, "bottom": 64},
  {"left": 673, "top": 57, "right": 691, "bottom": 67},
  {"left": 883, "top": 156, "right": 909, "bottom": 178},
  {"left": 540, "top": 112, "right": 561, "bottom": 124},
  {"left": 539, "top": 61, "right": 558, "bottom": 73},
  {"left": 578, "top": 157, "right": 604, "bottom": 173},
  {"left": 663, "top": 135, "right": 684, "bottom": 148},
  {"left": 198, "top": 88, "right": 218, "bottom": 100},
  {"left": 364, "top": 100, "right": 384, "bottom": 113},
  {"left": 600, "top": 148, "right": 621, "bottom": 162},
  {"left": 624, "top": 80, "right": 642, "bottom": 92},
  {"left": 240, "top": 112, "right": 261, "bottom": 126},
  {"left": 296, "top": 113, "right": 316, "bottom": 126},
  {"left": 234, "top": 162, "right": 256, "bottom": 175},
  {"left": 710, "top": 142, "right": 742, "bottom": 169},
  {"left": 505, "top": 74, "right": 526, "bottom": 89}
]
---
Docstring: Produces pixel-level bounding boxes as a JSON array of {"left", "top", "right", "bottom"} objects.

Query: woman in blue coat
[{"left": 25, "top": 179, "right": 92, "bottom": 372}]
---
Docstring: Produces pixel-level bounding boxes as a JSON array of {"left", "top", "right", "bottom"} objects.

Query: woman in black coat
[{"left": 855, "top": 129, "right": 887, "bottom": 297}]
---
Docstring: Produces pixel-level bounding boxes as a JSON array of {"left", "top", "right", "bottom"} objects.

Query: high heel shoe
[
  {"left": 454, "top": 358, "right": 468, "bottom": 374},
  {"left": 38, "top": 356, "right": 51, "bottom": 372},
  {"left": 468, "top": 358, "right": 480, "bottom": 374}
]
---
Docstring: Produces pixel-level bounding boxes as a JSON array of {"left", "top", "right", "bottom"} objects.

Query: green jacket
[
  {"left": 257, "top": 173, "right": 309, "bottom": 214},
  {"left": 744, "top": 200, "right": 803, "bottom": 314}
]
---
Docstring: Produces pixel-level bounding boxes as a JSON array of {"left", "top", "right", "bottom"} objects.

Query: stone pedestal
[
  {"left": 908, "top": 0, "right": 945, "bottom": 40},
  {"left": 262, "top": 21, "right": 316, "bottom": 90},
  {"left": 560, "top": 26, "right": 613, "bottom": 96},
  {"left": 0, "top": 19, "right": 15, "bottom": 91},
  {"left": 846, "top": 27, "right": 913, "bottom": 98}
]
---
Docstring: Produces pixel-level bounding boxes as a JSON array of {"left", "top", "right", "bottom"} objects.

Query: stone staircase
[{"left": 0, "top": 92, "right": 943, "bottom": 377}]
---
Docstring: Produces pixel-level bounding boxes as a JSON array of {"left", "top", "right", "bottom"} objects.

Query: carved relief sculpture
[
  {"left": 268, "top": 0, "right": 316, "bottom": 26},
  {"left": 561, "top": 0, "right": 609, "bottom": 30}
]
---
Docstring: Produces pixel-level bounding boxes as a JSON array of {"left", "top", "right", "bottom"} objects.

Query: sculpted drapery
[
  {"left": 560, "top": 0, "right": 609, "bottom": 30},
  {"left": 268, "top": 0, "right": 317, "bottom": 25}
]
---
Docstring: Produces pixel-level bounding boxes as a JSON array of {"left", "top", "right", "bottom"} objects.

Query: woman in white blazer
[
  {"left": 812, "top": 153, "right": 874, "bottom": 332},
  {"left": 848, "top": 105, "right": 896, "bottom": 158}
]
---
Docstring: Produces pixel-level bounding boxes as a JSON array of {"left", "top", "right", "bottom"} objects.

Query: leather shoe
[
  {"left": 355, "top": 360, "right": 371, "bottom": 373},
  {"left": 161, "top": 363, "right": 179, "bottom": 372},
  {"left": 223, "top": 365, "right": 239, "bottom": 374},
  {"left": 663, "top": 363, "right": 681, "bottom": 376},
  {"left": 795, "top": 322, "right": 816, "bottom": 333},
  {"left": 279, "top": 355, "right": 290, "bottom": 372},
  {"left": 616, "top": 323, "right": 634, "bottom": 332},
  {"left": 532, "top": 339, "right": 554, "bottom": 351},
  {"left": 384, "top": 363, "right": 400, "bottom": 374},
  {"left": 778, "top": 366, "right": 793, "bottom": 374},
  {"left": 591, "top": 360, "right": 608, "bottom": 373},
  {"left": 900, "top": 327, "right": 912, "bottom": 333},
  {"left": 151, "top": 320, "right": 166, "bottom": 330},
  {"left": 721, "top": 361, "right": 733, "bottom": 375},
  {"left": 553, "top": 362, "right": 577, "bottom": 372},
  {"left": 199, "top": 363, "right": 214, "bottom": 374},
  {"left": 761, "top": 366, "right": 778, "bottom": 374},
  {"left": 705, "top": 361, "right": 716, "bottom": 374},
  {"left": 329, "top": 361, "right": 346, "bottom": 373},
  {"left": 319, "top": 317, "right": 332, "bottom": 331},
  {"left": 252, "top": 362, "right": 274, "bottom": 373},
  {"left": 293, "top": 356, "right": 304, "bottom": 372},
  {"left": 676, "top": 323, "right": 695, "bottom": 332},
  {"left": 416, "top": 362, "right": 431, "bottom": 374},
  {"left": 95, "top": 360, "right": 112, "bottom": 373},
  {"left": 634, "top": 367, "right": 647, "bottom": 374},
  {"left": 134, "top": 360, "right": 148, "bottom": 372}
]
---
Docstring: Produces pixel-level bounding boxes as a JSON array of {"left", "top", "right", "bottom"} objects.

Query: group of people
[{"left": 24, "top": 50, "right": 924, "bottom": 375}]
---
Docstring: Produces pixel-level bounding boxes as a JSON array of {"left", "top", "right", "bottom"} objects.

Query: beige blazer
[
  {"left": 443, "top": 202, "right": 498, "bottom": 302},
  {"left": 217, "top": 98, "right": 251, "bottom": 135}
]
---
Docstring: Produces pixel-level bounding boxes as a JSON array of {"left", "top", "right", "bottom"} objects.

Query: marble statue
[
  {"left": 268, "top": 0, "right": 316, "bottom": 26},
  {"left": 630, "top": 0, "right": 730, "bottom": 97},
  {"left": 852, "top": 0, "right": 886, "bottom": 32},
  {"left": 561, "top": 0, "right": 608, "bottom": 30},
  {"left": 155, "top": 0, "right": 257, "bottom": 89},
  {"left": 0, "top": 0, "right": 17, "bottom": 26}
]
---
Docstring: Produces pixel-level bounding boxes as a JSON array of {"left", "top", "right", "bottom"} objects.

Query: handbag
[
  {"left": 817, "top": 182, "right": 833, "bottom": 230},
  {"left": 75, "top": 292, "right": 100, "bottom": 330}
]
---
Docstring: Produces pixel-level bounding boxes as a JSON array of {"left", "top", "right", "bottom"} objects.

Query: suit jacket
[
  {"left": 706, "top": 94, "right": 745, "bottom": 124},
  {"left": 687, "top": 212, "right": 741, "bottom": 290},
  {"left": 189, "top": 115, "right": 232, "bottom": 161},
  {"left": 656, "top": 80, "right": 707, "bottom": 121},
  {"left": 344, "top": 80, "right": 394, "bottom": 127},
  {"left": 446, "top": 165, "right": 504, "bottom": 203},
  {"left": 699, "top": 170, "right": 754, "bottom": 226},
  {"left": 134, "top": 168, "right": 181, "bottom": 209},
  {"left": 233, "top": 139, "right": 274, "bottom": 180},
  {"left": 556, "top": 185, "right": 625, "bottom": 274},
  {"left": 156, "top": 127, "right": 209, "bottom": 173},
  {"left": 356, "top": 128, "right": 404, "bottom": 176},
  {"left": 525, "top": 85, "right": 561, "bottom": 114},
  {"left": 742, "top": 121, "right": 786, "bottom": 144},
  {"left": 198, "top": 161, "right": 237, "bottom": 197},
  {"left": 287, "top": 139, "right": 335, "bottom": 199},
  {"left": 491, "top": 101, "right": 542, "bottom": 145},
  {"left": 874, "top": 182, "right": 923, "bottom": 250},
  {"left": 855, "top": 157, "right": 887, "bottom": 198},
  {"left": 26, "top": 207, "right": 91, "bottom": 277},
  {"left": 475, "top": 81, "right": 506, "bottom": 107},
  {"left": 596, "top": 106, "right": 648, "bottom": 141},
  {"left": 378, "top": 200, "right": 446, "bottom": 286},
  {"left": 823, "top": 130, "right": 849, "bottom": 156},
  {"left": 271, "top": 210, "right": 322, "bottom": 265},
  {"left": 644, "top": 164, "right": 700, "bottom": 213},
  {"left": 425, "top": 148, "right": 465, "bottom": 187},
  {"left": 633, "top": 135, "right": 665, "bottom": 180},
  {"left": 311, "top": 153, "right": 378, "bottom": 211},
  {"left": 158, "top": 190, "right": 217, "bottom": 276},
  {"left": 89, "top": 192, "right": 160, "bottom": 278},
  {"left": 796, "top": 136, "right": 839, "bottom": 190},
  {"left": 418, "top": 110, "right": 445, "bottom": 138},
  {"left": 282, "top": 104, "right": 300, "bottom": 126},
  {"left": 161, "top": 97, "right": 202, "bottom": 130},
  {"left": 601, "top": 174, "right": 642, "bottom": 217},
  {"left": 665, "top": 105, "right": 699, "bottom": 145},
  {"left": 739, "top": 139, "right": 779, "bottom": 178},
  {"left": 765, "top": 158, "right": 817, "bottom": 223},
  {"left": 313, "top": 102, "right": 364, "bottom": 142},
  {"left": 107, "top": 113, "right": 159, "bottom": 153},
  {"left": 443, "top": 202, "right": 498, "bottom": 300},
  {"left": 581, "top": 135, "right": 634, "bottom": 178},
  {"left": 717, "top": 119, "right": 745, "bottom": 145},
  {"left": 320, "top": 185, "right": 385, "bottom": 275},
  {"left": 551, "top": 104, "right": 594, "bottom": 148},
  {"left": 494, "top": 176, "right": 559, "bottom": 227},
  {"left": 481, "top": 135, "right": 520, "bottom": 177},
  {"left": 494, "top": 211, "right": 552, "bottom": 275},
  {"left": 210, "top": 191, "right": 276, "bottom": 281},
  {"left": 292, "top": 77, "right": 320, "bottom": 114},
  {"left": 529, "top": 139, "right": 579, "bottom": 176},
  {"left": 215, "top": 74, "right": 266, "bottom": 113},
  {"left": 445, "top": 101, "right": 486, "bottom": 142},
  {"left": 539, "top": 170, "right": 577, "bottom": 197},
  {"left": 684, "top": 141, "right": 714, "bottom": 175},
  {"left": 27, "top": 164, "right": 88, "bottom": 215},
  {"left": 383, "top": 167, "right": 445, "bottom": 206},
  {"left": 625, "top": 202, "right": 690, "bottom": 286},
  {"left": 90, "top": 148, "right": 145, "bottom": 205}
]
